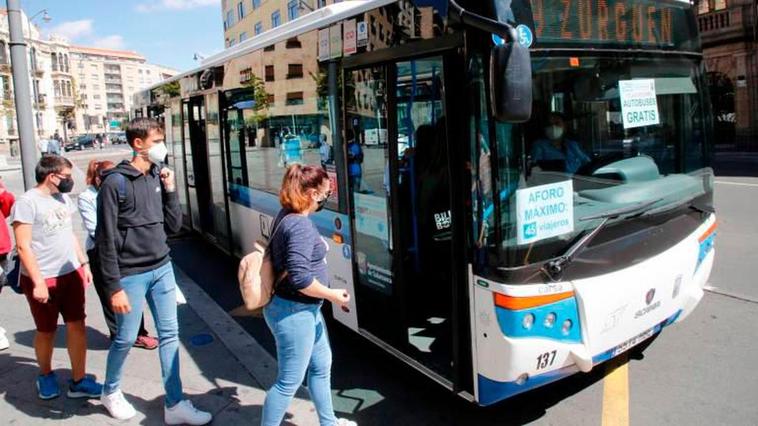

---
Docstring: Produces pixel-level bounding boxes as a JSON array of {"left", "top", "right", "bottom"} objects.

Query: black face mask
[
  {"left": 56, "top": 177, "right": 74, "bottom": 193},
  {"left": 315, "top": 197, "right": 328, "bottom": 212}
]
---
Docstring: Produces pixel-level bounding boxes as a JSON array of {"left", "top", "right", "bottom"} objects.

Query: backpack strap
[{"left": 111, "top": 173, "right": 128, "bottom": 204}]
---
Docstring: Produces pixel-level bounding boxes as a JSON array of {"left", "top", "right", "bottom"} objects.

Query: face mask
[
  {"left": 147, "top": 143, "right": 168, "bottom": 165},
  {"left": 56, "top": 177, "right": 74, "bottom": 193},
  {"left": 316, "top": 197, "right": 328, "bottom": 212},
  {"left": 545, "top": 125, "right": 564, "bottom": 141}
]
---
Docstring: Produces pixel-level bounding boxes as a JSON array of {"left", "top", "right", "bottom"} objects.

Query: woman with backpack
[
  {"left": 77, "top": 160, "right": 158, "bottom": 350},
  {"left": 263, "top": 164, "right": 354, "bottom": 426}
]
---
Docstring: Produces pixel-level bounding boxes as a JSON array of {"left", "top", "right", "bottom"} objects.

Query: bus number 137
[{"left": 537, "top": 350, "right": 557, "bottom": 370}]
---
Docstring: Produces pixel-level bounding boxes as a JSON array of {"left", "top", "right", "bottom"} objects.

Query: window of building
[
  {"left": 287, "top": 64, "right": 303, "bottom": 79},
  {"left": 92, "top": 74, "right": 99, "bottom": 79},
  {"left": 240, "top": 32, "right": 248, "bottom": 42},
  {"left": 286, "top": 37, "right": 302, "bottom": 48},
  {"left": 255, "top": 21, "right": 263, "bottom": 35},
  {"left": 93, "top": 84, "right": 100, "bottom": 90},
  {"left": 265, "top": 65, "right": 275, "bottom": 81},
  {"left": 714, "top": 0, "right": 726, "bottom": 10},
  {"left": 318, "top": 0, "right": 327, "bottom": 8},
  {"left": 51, "top": 53, "right": 58, "bottom": 71},
  {"left": 95, "top": 104, "right": 102, "bottom": 110},
  {"left": 287, "top": 0, "right": 298, "bottom": 21},
  {"left": 237, "top": 1, "right": 245, "bottom": 20},
  {"left": 0, "top": 41, "right": 7, "bottom": 65},
  {"left": 252, "top": 0, "right": 261, "bottom": 9},
  {"left": 266, "top": 94, "right": 274, "bottom": 105},
  {"left": 94, "top": 94, "right": 101, "bottom": 99},
  {"left": 272, "top": 10, "right": 281, "bottom": 28},
  {"left": 285, "top": 91, "right": 304, "bottom": 105},
  {"left": 698, "top": 0, "right": 709, "bottom": 14},
  {"left": 54, "top": 81, "right": 61, "bottom": 97},
  {"left": 264, "top": 44, "right": 275, "bottom": 51},
  {"left": 240, "top": 67, "right": 253, "bottom": 83},
  {"left": 226, "top": 10, "right": 234, "bottom": 28}
]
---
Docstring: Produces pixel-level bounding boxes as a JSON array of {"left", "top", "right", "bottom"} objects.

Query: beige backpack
[{"left": 237, "top": 215, "right": 289, "bottom": 311}]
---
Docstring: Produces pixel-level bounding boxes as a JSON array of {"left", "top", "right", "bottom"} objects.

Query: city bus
[{"left": 134, "top": 0, "right": 716, "bottom": 406}]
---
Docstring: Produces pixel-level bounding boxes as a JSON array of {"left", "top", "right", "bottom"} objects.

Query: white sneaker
[
  {"left": 336, "top": 419, "right": 358, "bottom": 426},
  {"left": 101, "top": 389, "right": 136, "bottom": 420},
  {"left": 0, "top": 327, "right": 9, "bottom": 351},
  {"left": 165, "top": 400, "right": 212, "bottom": 425}
]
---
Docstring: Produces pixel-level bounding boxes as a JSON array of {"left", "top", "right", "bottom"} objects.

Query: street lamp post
[{"left": 6, "top": 0, "right": 38, "bottom": 189}]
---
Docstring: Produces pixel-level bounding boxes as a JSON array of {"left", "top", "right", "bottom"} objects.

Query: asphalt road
[{"left": 4, "top": 148, "right": 754, "bottom": 425}]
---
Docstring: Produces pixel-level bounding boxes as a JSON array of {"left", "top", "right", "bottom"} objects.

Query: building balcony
[
  {"left": 105, "top": 78, "right": 122, "bottom": 84},
  {"left": 54, "top": 95, "right": 75, "bottom": 107},
  {"left": 32, "top": 67, "right": 44, "bottom": 77},
  {"left": 698, "top": 6, "right": 756, "bottom": 47}
]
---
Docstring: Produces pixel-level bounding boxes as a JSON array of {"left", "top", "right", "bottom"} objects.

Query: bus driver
[{"left": 531, "top": 112, "right": 590, "bottom": 174}]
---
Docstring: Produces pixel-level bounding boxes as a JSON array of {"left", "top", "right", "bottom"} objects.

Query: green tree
[{"left": 242, "top": 74, "right": 271, "bottom": 128}]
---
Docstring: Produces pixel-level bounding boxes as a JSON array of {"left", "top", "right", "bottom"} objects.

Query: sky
[{"left": 20, "top": 0, "right": 224, "bottom": 72}]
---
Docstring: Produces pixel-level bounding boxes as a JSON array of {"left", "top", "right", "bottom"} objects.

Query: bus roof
[{"left": 140, "top": 0, "right": 395, "bottom": 95}]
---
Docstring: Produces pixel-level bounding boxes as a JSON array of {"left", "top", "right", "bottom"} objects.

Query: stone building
[{"left": 696, "top": 0, "right": 758, "bottom": 148}]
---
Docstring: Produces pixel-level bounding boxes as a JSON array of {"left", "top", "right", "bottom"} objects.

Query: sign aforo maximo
[{"left": 516, "top": 180, "right": 574, "bottom": 244}]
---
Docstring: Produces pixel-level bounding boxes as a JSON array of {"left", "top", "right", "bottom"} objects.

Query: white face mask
[
  {"left": 147, "top": 142, "right": 168, "bottom": 165},
  {"left": 545, "top": 125, "right": 564, "bottom": 141}
]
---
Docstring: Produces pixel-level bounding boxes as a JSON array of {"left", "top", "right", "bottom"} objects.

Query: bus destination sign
[{"left": 528, "top": 0, "right": 684, "bottom": 47}]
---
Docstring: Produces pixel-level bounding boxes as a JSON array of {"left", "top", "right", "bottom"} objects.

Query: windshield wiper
[
  {"left": 640, "top": 194, "right": 714, "bottom": 217},
  {"left": 541, "top": 198, "right": 662, "bottom": 282}
]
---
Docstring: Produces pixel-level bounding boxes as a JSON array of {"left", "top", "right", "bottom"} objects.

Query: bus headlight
[
  {"left": 544, "top": 312, "right": 557, "bottom": 328},
  {"left": 522, "top": 314, "right": 535, "bottom": 330},
  {"left": 561, "top": 319, "right": 573, "bottom": 335}
]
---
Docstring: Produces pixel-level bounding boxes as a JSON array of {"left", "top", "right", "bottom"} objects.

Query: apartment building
[
  {"left": 70, "top": 45, "right": 177, "bottom": 134},
  {"left": 0, "top": 9, "right": 67, "bottom": 158}
]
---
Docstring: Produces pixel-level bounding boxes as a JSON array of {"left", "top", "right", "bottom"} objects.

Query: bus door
[
  {"left": 221, "top": 88, "right": 253, "bottom": 256},
  {"left": 183, "top": 96, "right": 214, "bottom": 236},
  {"left": 347, "top": 55, "right": 455, "bottom": 381}
]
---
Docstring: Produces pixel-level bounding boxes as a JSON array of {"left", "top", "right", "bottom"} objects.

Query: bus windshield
[{"left": 474, "top": 54, "right": 713, "bottom": 272}]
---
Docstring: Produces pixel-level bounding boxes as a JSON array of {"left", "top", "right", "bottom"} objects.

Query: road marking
[
  {"left": 704, "top": 284, "right": 758, "bottom": 304},
  {"left": 714, "top": 180, "right": 758, "bottom": 188},
  {"left": 602, "top": 354, "right": 629, "bottom": 426}
]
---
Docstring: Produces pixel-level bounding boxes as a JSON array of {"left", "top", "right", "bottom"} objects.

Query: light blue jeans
[
  {"left": 262, "top": 295, "right": 336, "bottom": 426},
  {"left": 103, "top": 262, "right": 183, "bottom": 407}
]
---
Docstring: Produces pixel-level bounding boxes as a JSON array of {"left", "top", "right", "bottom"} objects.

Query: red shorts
[{"left": 21, "top": 267, "right": 86, "bottom": 333}]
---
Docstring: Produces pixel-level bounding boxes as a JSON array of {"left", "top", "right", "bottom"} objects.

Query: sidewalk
[{"left": 0, "top": 263, "right": 317, "bottom": 425}]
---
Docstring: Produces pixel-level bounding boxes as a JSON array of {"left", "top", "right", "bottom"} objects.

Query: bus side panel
[{"left": 228, "top": 186, "right": 359, "bottom": 331}]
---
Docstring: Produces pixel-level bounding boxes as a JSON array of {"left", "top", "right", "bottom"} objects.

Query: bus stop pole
[{"left": 6, "top": 0, "right": 38, "bottom": 190}]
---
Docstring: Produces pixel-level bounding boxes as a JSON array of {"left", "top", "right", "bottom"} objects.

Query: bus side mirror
[{"left": 490, "top": 41, "right": 532, "bottom": 123}]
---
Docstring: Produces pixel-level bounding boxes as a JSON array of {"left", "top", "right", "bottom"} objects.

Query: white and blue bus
[{"left": 134, "top": 0, "right": 716, "bottom": 406}]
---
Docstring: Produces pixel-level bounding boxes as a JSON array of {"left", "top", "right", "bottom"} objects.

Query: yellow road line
[{"left": 601, "top": 354, "right": 630, "bottom": 426}]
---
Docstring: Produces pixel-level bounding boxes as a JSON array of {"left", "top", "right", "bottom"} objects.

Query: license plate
[{"left": 612, "top": 328, "right": 655, "bottom": 357}]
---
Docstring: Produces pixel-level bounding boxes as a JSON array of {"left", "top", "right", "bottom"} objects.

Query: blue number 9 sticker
[{"left": 516, "top": 24, "right": 533, "bottom": 48}]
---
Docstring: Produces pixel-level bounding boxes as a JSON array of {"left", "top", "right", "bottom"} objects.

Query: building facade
[
  {"left": 696, "top": 0, "right": 758, "bottom": 148},
  {"left": 0, "top": 8, "right": 177, "bottom": 158},
  {"left": 0, "top": 9, "right": 67, "bottom": 157},
  {"left": 70, "top": 46, "right": 177, "bottom": 134}
]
